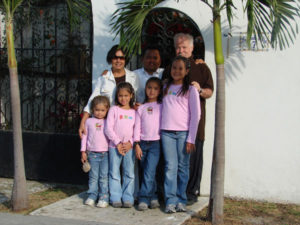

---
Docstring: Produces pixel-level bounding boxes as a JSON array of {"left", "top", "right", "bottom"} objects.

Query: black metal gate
[
  {"left": 0, "top": 2, "right": 92, "bottom": 133},
  {"left": 0, "top": 1, "right": 92, "bottom": 183}
]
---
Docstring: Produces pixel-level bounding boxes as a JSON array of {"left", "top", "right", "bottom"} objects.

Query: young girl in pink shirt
[
  {"left": 161, "top": 56, "right": 201, "bottom": 213},
  {"left": 134, "top": 77, "right": 163, "bottom": 211},
  {"left": 105, "top": 82, "right": 136, "bottom": 208},
  {"left": 81, "top": 95, "right": 110, "bottom": 208}
]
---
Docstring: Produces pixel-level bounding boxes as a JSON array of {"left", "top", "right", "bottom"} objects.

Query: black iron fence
[
  {"left": 0, "top": 2, "right": 92, "bottom": 134},
  {"left": 0, "top": 47, "right": 91, "bottom": 133}
]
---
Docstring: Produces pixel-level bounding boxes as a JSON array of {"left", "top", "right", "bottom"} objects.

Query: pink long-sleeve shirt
[
  {"left": 105, "top": 106, "right": 136, "bottom": 148},
  {"left": 80, "top": 118, "right": 109, "bottom": 152},
  {"left": 161, "top": 84, "right": 201, "bottom": 144},
  {"left": 134, "top": 102, "right": 161, "bottom": 142}
]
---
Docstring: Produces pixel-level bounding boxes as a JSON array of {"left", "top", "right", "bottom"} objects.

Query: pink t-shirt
[
  {"left": 161, "top": 84, "right": 201, "bottom": 144},
  {"left": 134, "top": 102, "right": 161, "bottom": 141},
  {"left": 80, "top": 118, "right": 109, "bottom": 152},
  {"left": 105, "top": 105, "right": 136, "bottom": 148}
]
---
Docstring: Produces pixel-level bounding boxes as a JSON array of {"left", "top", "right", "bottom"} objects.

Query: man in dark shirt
[{"left": 162, "top": 33, "right": 214, "bottom": 205}]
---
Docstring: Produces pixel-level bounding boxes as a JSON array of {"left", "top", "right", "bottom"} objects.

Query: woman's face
[{"left": 111, "top": 50, "right": 125, "bottom": 71}]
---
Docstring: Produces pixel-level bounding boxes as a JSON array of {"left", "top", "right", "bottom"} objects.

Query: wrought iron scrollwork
[
  {"left": 141, "top": 8, "right": 203, "bottom": 68},
  {"left": 0, "top": 2, "right": 92, "bottom": 134}
]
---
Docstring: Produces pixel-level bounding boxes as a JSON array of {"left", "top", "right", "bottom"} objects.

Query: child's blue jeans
[
  {"left": 87, "top": 151, "right": 109, "bottom": 202},
  {"left": 161, "top": 130, "right": 190, "bottom": 206},
  {"left": 109, "top": 147, "right": 135, "bottom": 204},
  {"left": 138, "top": 140, "right": 160, "bottom": 205}
]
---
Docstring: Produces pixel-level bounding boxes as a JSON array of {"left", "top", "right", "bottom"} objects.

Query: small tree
[
  {"left": 0, "top": 0, "right": 90, "bottom": 211},
  {"left": 110, "top": 0, "right": 299, "bottom": 224}
]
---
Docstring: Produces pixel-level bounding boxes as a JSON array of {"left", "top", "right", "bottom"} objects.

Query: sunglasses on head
[{"left": 113, "top": 55, "right": 125, "bottom": 60}]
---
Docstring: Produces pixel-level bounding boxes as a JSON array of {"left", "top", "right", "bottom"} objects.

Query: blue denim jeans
[
  {"left": 138, "top": 140, "right": 160, "bottom": 205},
  {"left": 109, "top": 147, "right": 135, "bottom": 204},
  {"left": 87, "top": 151, "right": 109, "bottom": 202},
  {"left": 161, "top": 130, "right": 190, "bottom": 206}
]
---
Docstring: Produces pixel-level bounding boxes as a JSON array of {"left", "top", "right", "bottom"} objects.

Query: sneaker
[
  {"left": 85, "top": 198, "right": 95, "bottom": 206},
  {"left": 187, "top": 197, "right": 198, "bottom": 206},
  {"left": 138, "top": 202, "right": 148, "bottom": 211},
  {"left": 165, "top": 204, "right": 176, "bottom": 213},
  {"left": 96, "top": 200, "right": 108, "bottom": 208},
  {"left": 123, "top": 201, "right": 133, "bottom": 208},
  {"left": 150, "top": 199, "right": 160, "bottom": 209},
  {"left": 111, "top": 202, "right": 122, "bottom": 208},
  {"left": 176, "top": 202, "right": 187, "bottom": 212}
]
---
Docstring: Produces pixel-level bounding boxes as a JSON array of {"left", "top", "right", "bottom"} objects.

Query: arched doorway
[{"left": 141, "top": 8, "right": 205, "bottom": 68}]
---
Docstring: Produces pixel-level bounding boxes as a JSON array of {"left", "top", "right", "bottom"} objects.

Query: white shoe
[
  {"left": 85, "top": 198, "right": 95, "bottom": 206},
  {"left": 97, "top": 200, "right": 108, "bottom": 208}
]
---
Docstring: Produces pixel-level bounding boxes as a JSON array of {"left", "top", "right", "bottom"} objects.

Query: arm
[
  {"left": 80, "top": 122, "right": 88, "bottom": 163},
  {"left": 104, "top": 107, "right": 121, "bottom": 146},
  {"left": 133, "top": 110, "right": 141, "bottom": 143},
  {"left": 78, "top": 112, "right": 90, "bottom": 138},
  {"left": 191, "top": 81, "right": 213, "bottom": 99},
  {"left": 83, "top": 76, "right": 103, "bottom": 114},
  {"left": 135, "top": 143, "right": 143, "bottom": 160},
  {"left": 79, "top": 76, "right": 104, "bottom": 138},
  {"left": 200, "top": 64, "right": 214, "bottom": 99},
  {"left": 186, "top": 87, "right": 201, "bottom": 146}
]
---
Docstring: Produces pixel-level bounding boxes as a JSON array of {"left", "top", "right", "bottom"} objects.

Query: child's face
[
  {"left": 93, "top": 103, "right": 108, "bottom": 119},
  {"left": 146, "top": 81, "right": 160, "bottom": 102},
  {"left": 117, "top": 88, "right": 133, "bottom": 106},
  {"left": 171, "top": 60, "right": 188, "bottom": 83}
]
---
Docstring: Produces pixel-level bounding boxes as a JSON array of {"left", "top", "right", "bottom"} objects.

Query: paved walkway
[
  {"left": 0, "top": 178, "right": 208, "bottom": 225},
  {"left": 30, "top": 192, "right": 208, "bottom": 225}
]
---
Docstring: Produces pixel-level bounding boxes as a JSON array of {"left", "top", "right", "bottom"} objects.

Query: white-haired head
[{"left": 174, "top": 33, "right": 194, "bottom": 58}]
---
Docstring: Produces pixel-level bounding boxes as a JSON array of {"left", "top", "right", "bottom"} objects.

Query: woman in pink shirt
[
  {"left": 134, "top": 77, "right": 163, "bottom": 211},
  {"left": 161, "top": 56, "right": 201, "bottom": 213},
  {"left": 81, "top": 96, "right": 110, "bottom": 208},
  {"left": 105, "top": 82, "right": 136, "bottom": 208}
]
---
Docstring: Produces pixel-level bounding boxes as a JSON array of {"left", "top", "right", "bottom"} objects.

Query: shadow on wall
[{"left": 199, "top": 21, "right": 246, "bottom": 84}]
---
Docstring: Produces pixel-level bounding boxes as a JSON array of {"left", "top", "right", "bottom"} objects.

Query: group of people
[{"left": 78, "top": 33, "right": 214, "bottom": 213}]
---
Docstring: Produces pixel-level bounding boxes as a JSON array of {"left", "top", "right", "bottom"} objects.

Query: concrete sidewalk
[
  {"left": 0, "top": 178, "right": 208, "bottom": 225},
  {"left": 30, "top": 192, "right": 208, "bottom": 225},
  {"left": 0, "top": 212, "right": 111, "bottom": 225}
]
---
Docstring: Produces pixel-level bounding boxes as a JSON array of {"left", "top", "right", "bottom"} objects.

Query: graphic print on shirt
[
  {"left": 168, "top": 90, "right": 177, "bottom": 96},
  {"left": 147, "top": 106, "right": 153, "bottom": 115},
  {"left": 119, "top": 114, "right": 133, "bottom": 120},
  {"left": 95, "top": 123, "right": 102, "bottom": 131}
]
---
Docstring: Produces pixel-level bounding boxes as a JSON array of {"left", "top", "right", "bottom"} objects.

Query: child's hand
[
  {"left": 117, "top": 143, "right": 125, "bottom": 156},
  {"left": 186, "top": 142, "right": 196, "bottom": 154},
  {"left": 191, "top": 81, "right": 201, "bottom": 93},
  {"left": 134, "top": 103, "right": 141, "bottom": 110},
  {"left": 135, "top": 144, "right": 143, "bottom": 160},
  {"left": 81, "top": 152, "right": 87, "bottom": 163},
  {"left": 122, "top": 141, "right": 132, "bottom": 153}
]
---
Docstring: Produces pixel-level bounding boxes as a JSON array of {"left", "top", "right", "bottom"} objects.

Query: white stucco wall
[{"left": 91, "top": 0, "right": 300, "bottom": 204}]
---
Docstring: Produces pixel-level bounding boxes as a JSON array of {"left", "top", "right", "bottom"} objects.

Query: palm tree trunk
[
  {"left": 208, "top": 10, "right": 225, "bottom": 225},
  {"left": 6, "top": 16, "right": 28, "bottom": 211}
]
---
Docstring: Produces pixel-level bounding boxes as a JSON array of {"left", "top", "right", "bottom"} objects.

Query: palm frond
[
  {"left": 1, "top": 0, "right": 24, "bottom": 14},
  {"left": 65, "top": 0, "right": 91, "bottom": 30},
  {"left": 245, "top": 0, "right": 299, "bottom": 50},
  {"left": 110, "top": 0, "right": 164, "bottom": 57}
]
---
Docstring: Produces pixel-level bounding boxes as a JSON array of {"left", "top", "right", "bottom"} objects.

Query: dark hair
[
  {"left": 144, "top": 77, "right": 163, "bottom": 104},
  {"left": 142, "top": 45, "right": 162, "bottom": 58},
  {"left": 90, "top": 95, "right": 110, "bottom": 117},
  {"left": 114, "top": 82, "right": 135, "bottom": 108},
  {"left": 163, "top": 56, "right": 191, "bottom": 97},
  {"left": 106, "top": 44, "right": 127, "bottom": 64}
]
